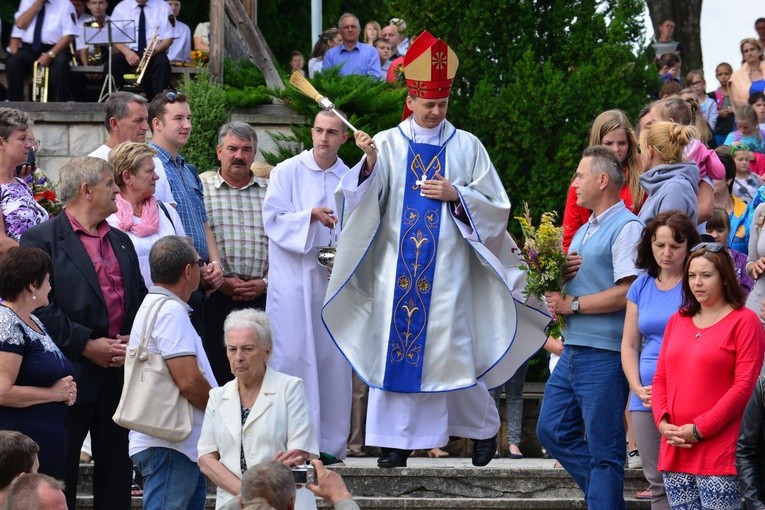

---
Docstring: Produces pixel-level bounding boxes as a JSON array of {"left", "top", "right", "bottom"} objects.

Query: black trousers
[
  {"left": 7, "top": 44, "right": 72, "bottom": 101},
  {"left": 110, "top": 49, "right": 171, "bottom": 100},
  {"left": 204, "top": 289, "right": 267, "bottom": 386},
  {"left": 63, "top": 368, "right": 132, "bottom": 510}
]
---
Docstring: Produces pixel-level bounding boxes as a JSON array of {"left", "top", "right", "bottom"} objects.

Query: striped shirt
[
  {"left": 201, "top": 169, "right": 268, "bottom": 279},
  {"left": 151, "top": 143, "right": 209, "bottom": 260}
]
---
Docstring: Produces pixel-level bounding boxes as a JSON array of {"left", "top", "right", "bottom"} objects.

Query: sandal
[{"left": 427, "top": 447, "right": 450, "bottom": 458}]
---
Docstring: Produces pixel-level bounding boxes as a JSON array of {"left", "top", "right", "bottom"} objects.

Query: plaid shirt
[
  {"left": 151, "top": 143, "right": 210, "bottom": 260},
  {"left": 201, "top": 169, "right": 268, "bottom": 279}
]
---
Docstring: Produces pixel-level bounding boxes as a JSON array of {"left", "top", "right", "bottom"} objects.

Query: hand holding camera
[{"left": 306, "top": 459, "right": 353, "bottom": 504}]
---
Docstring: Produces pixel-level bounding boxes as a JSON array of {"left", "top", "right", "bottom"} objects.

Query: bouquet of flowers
[
  {"left": 26, "top": 169, "right": 63, "bottom": 217},
  {"left": 515, "top": 203, "right": 567, "bottom": 332},
  {"left": 191, "top": 50, "right": 209, "bottom": 66}
]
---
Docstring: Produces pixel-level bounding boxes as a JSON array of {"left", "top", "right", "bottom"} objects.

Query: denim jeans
[
  {"left": 132, "top": 447, "right": 207, "bottom": 510},
  {"left": 536, "top": 345, "right": 628, "bottom": 510},
  {"left": 490, "top": 361, "right": 528, "bottom": 445}
]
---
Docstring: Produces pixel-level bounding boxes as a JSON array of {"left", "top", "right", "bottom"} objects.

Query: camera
[{"left": 291, "top": 463, "right": 316, "bottom": 486}]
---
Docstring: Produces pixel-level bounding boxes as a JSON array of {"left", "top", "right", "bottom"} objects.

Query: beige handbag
[{"left": 113, "top": 296, "right": 193, "bottom": 441}]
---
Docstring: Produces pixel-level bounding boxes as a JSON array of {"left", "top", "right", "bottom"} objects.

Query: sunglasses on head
[
  {"left": 690, "top": 242, "right": 725, "bottom": 253},
  {"left": 163, "top": 91, "right": 186, "bottom": 103}
]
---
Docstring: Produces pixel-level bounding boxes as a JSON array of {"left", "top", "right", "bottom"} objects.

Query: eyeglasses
[
  {"left": 163, "top": 91, "right": 186, "bottom": 103},
  {"left": 690, "top": 242, "right": 725, "bottom": 253},
  {"left": 340, "top": 25, "right": 359, "bottom": 30}
]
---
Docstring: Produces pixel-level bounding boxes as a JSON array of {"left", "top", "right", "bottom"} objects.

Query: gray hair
[
  {"left": 0, "top": 108, "right": 31, "bottom": 140},
  {"left": 104, "top": 92, "right": 147, "bottom": 133},
  {"left": 7, "top": 474, "right": 65, "bottom": 510},
  {"left": 240, "top": 461, "right": 295, "bottom": 510},
  {"left": 149, "top": 235, "right": 198, "bottom": 285},
  {"left": 337, "top": 12, "right": 359, "bottom": 29},
  {"left": 217, "top": 121, "right": 258, "bottom": 148},
  {"left": 223, "top": 309, "right": 272, "bottom": 349},
  {"left": 581, "top": 145, "right": 625, "bottom": 188},
  {"left": 57, "top": 156, "right": 113, "bottom": 204}
]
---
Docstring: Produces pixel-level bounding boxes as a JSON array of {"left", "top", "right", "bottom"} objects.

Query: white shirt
[
  {"left": 89, "top": 144, "right": 176, "bottom": 205},
  {"left": 167, "top": 19, "right": 191, "bottom": 62},
  {"left": 14, "top": 0, "right": 76, "bottom": 45},
  {"left": 128, "top": 289, "right": 217, "bottom": 461},
  {"left": 110, "top": 0, "right": 173, "bottom": 52}
]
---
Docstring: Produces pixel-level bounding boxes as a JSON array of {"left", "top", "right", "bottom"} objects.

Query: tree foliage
[
  {"left": 382, "top": 0, "right": 658, "bottom": 223},
  {"left": 646, "top": 0, "right": 704, "bottom": 74}
]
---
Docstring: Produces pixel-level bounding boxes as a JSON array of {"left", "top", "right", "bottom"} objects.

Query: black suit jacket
[{"left": 21, "top": 213, "right": 147, "bottom": 403}]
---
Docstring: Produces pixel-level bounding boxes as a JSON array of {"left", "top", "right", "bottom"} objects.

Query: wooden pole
[{"left": 209, "top": 0, "right": 224, "bottom": 83}]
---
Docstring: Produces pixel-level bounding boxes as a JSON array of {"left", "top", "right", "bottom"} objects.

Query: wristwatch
[
  {"left": 262, "top": 276, "right": 268, "bottom": 288},
  {"left": 46, "top": 50, "right": 57, "bottom": 59},
  {"left": 571, "top": 296, "right": 580, "bottom": 314}
]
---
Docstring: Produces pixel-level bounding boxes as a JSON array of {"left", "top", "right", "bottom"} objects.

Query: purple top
[{"left": 0, "top": 178, "right": 48, "bottom": 241}]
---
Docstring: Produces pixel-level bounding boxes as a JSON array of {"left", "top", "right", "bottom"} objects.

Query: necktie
[
  {"left": 32, "top": 1, "right": 47, "bottom": 53},
  {"left": 138, "top": 4, "right": 147, "bottom": 53}
]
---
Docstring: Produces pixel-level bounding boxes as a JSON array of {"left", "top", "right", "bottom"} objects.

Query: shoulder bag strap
[
  {"left": 138, "top": 296, "right": 172, "bottom": 350},
  {"left": 157, "top": 201, "right": 177, "bottom": 234}
]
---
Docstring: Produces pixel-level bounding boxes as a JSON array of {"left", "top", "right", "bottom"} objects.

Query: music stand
[{"left": 85, "top": 19, "right": 134, "bottom": 102}]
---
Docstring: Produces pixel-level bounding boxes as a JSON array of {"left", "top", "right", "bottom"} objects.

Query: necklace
[{"left": 693, "top": 306, "right": 729, "bottom": 338}]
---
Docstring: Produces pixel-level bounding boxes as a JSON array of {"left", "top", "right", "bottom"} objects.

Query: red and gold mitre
[{"left": 402, "top": 30, "right": 459, "bottom": 119}]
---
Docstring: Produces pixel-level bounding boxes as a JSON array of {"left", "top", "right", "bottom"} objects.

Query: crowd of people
[
  {"left": 1, "top": 0, "right": 210, "bottom": 102},
  {"left": 3, "top": 7, "right": 765, "bottom": 510}
]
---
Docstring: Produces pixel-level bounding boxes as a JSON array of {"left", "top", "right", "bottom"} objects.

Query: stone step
[{"left": 75, "top": 458, "right": 651, "bottom": 509}]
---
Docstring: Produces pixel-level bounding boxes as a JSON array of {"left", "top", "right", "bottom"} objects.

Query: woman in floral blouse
[{"left": 0, "top": 109, "right": 48, "bottom": 254}]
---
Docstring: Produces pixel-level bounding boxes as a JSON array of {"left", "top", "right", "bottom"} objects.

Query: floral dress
[{"left": 0, "top": 177, "right": 48, "bottom": 241}]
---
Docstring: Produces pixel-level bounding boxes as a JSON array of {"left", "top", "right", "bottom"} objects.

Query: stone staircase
[{"left": 75, "top": 457, "right": 651, "bottom": 509}]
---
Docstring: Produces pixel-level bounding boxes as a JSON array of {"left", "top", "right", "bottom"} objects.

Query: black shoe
[
  {"left": 377, "top": 448, "right": 411, "bottom": 468},
  {"left": 472, "top": 437, "right": 497, "bottom": 467},
  {"left": 319, "top": 452, "right": 344, "bottom": 466}
]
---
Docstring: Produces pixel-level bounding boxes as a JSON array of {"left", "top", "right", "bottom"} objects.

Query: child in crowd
[
  {"left": 373, "top": 38, "right": 392, "bottom": 74},
  {"left": 709, "top": 62, "right": 735, "bottom": 147},
  {"left": 725, "top": 104, "right": 765, "bottom": 153},
  {"left": 657, "top": 52, "right": 683, "bottom": 86},
  {"left": 289, "top": 51, "right": 306, "bottom": 76},
  {"left": 749, "top": 92, "right": 765, "bottom": 131},
  {"left": 685, "top": 70, "right": 718, "bottom": 131},
  {"left": 659, "top": 81, "right": 682, "bottom": 99},
  {"left": 713, "top": 148, "right": 755, "bottom": 255},
  {"left": 704, "top": 210, "right": 754, "bottom": 293},
  {"left": 731, "top": 144, "right": 763, "bottom": 201}
]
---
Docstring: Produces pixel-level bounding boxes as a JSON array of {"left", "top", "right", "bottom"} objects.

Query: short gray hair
[
  {"left": 581, "top": 145, "right": 624, "bottom": 188},
  {"left": 104, "top": 92, "right": 147, "bottom": 133},
  {"left": 7, "top": 474, "right": 65, "bottom": 510},
  {"left": 337, "top": 12, "right": 359, "bottom": 28},
  {"left": 149, "top": 236, "right": 198, "bottom": 284},
  {"left": 240, "top": 461, "right": 295, "bottom": 510},
  {"left": 223, "top": 309, "right": 272, "bottom": 350},
  {"left": 57, "top": 156, "right": 113, "bottom": 204},
  {"left": 217, "top": 121, "right": 257, "bottom": 148},
  {"left": 0, "top": 108, "right": 31, "bottom": 140}
]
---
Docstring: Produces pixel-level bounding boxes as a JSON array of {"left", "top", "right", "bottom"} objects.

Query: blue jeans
[
  {"left": 536, "top": 345, "right": 628, "bottom": 510},
  {"left": 132, "top": 447, "right": 207, "bottom": 510},
  {"left": 490, "top": 361, "right": 528, "bottom": 445}
]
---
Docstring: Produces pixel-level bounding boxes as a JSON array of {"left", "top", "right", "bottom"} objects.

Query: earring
[{"left": 32, "top": 294, "right": 36, "bottom": 300}]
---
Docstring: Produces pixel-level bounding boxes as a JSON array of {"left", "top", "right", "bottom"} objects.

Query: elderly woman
[
  {"left": 731, "top": 38, "right": 765, "bottom": 108},
  {"left": 0, "top": 246, "right": 76, "bottom": 479},
  {"left": 0, "top": 109, "right": 48, "bottom": 253},
  {"left": 198, "top": 309, "right": 318, "bottom": 510},
  {"left": 106, "top": 142, "right": 184, "bottom": 288},
  {"left": 653, "top": 242, "right": 765, "bottom": 509}
]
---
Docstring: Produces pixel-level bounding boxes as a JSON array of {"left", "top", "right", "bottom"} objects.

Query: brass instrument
[
  {"left": 86, "top": 20, "right": 103, "bottom": 64},
  {"left": 124, "top": 26, "right": 159, "bottom": 86},
  {"left": 32, "top": 61, "right": 48, "bottom": 103}
]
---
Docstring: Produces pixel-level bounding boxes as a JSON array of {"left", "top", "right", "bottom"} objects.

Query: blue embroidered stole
[{"left": 383, "top": 127, "right": 455, "bottom": 392}]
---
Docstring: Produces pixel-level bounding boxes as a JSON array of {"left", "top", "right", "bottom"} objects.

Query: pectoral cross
[{"left": 415, "top": 172, "right": 427, "bottom": 196}]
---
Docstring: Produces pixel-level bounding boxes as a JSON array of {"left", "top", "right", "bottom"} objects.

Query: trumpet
[
  {"left": 32, "top": 61, "right": 48, "bottom": 103},
  {"left": 124, "top": 26, "right": 159, "bottom": 86},
  {"left": 86, "top": 20, "right": 103, "bottom": 65}
]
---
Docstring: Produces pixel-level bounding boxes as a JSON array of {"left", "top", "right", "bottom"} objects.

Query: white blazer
[{"left": 198, "top": 366, "right": 319, "bottom": 509}]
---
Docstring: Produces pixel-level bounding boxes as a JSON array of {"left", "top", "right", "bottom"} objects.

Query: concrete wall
[{"left": 9, "top": 102, "right": 307, "bottom": 182}]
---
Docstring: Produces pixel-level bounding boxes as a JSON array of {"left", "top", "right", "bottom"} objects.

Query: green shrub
[{"left": 179, "top": 67, "right": 231, "bottom": 172}]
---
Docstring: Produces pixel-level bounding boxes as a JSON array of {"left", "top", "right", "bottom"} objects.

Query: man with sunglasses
[
  {"left": 148, "top": 91, "right": 223, "bottom": 333},
  {"left": 538, "top": 146, "right": 643, "bottom": 510}
]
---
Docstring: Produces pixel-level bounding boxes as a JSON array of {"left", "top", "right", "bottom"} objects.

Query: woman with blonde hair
[
  {"left": 562, "top": 109, "right": 643, "bottom": 250},
  {"left": 638, "top": 121, "right": 699, "bottom": 224},
  {"left": 731, "top": 38, "right": 765, "bottom": 107},
  {"left": 363, "top": 21, "right": 381, "bottom": 45}
]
